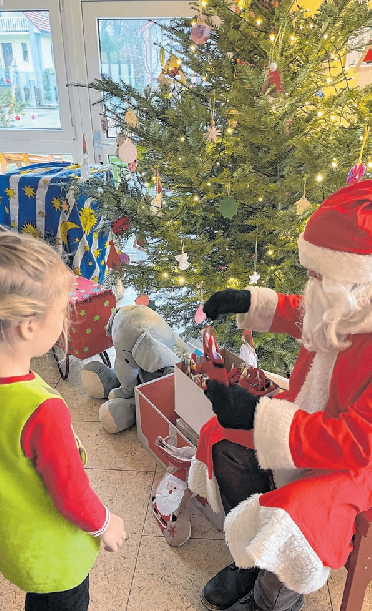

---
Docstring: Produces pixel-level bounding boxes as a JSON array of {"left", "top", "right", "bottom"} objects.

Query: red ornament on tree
[
  {"left": 15, "top": 115, "right": 20, "bottom": 121},
  {"left": 261, "top": 63, "right": 285, "bottom": 95},
  {"left": 111, "top": 215, "right": 130, "bottom": 235},
  {"left": 106, "top": 240, "right": 121, "bottom": 270},
  {"left": 136, "top": 294, "right": 150, "bottom": 306}
]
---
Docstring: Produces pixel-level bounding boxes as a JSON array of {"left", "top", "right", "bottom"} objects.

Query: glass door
[{"left": 82, "top": 1, "right": 193, "bottom": 162}]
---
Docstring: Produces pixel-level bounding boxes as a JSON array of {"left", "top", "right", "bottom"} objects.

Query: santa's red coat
[{"left": 188, "top": 287, "right": 372, "bottom": 594}]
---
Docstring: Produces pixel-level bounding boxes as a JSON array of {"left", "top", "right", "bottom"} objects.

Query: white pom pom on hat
[{"left": 298, "top": 180, "right": 372, "bottom": 284}]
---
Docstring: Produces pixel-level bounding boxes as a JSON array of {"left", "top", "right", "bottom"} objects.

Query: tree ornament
[
  {"left": 210, "top": 15, "right": 223, "bottom": 28},
  {"left": 15, "top": 115, "right": 20, "bottom": 121},
  {"left": 106, "top": 240, "right": 120, "bottom": 270},
  {"left": 191, "top": 16, "right": 212, "bottom": 45},
  {"left": 205, "top": 93, "right": 220, "bottom": 142},
  {"left": 249, "top": 271, "right": 261, "bottom": 284},
  {"left": 119, "top": 253, "right": 130, "bottom": 264},
  {"left": 347, "top": 163, "right": 366, "bottom": 185},
  {"left": 295, "top": 196, "right": 312, "bottom": 215},
  {"left": 128, "top": 159, "right": 137, "bottom": 172},
  {"left": 125, "top": 108, "right": 137, "bottom": 127},
  {"left": 134, "top": 237, "right": 147, "bottom": 251},
  {"left": 136, "top": 294, "right": 150, "bottom": 306},
  {"left": 175, "top": 245, "right": 190, "bottom": 270},
  {"left": 118, "top": 138, "right": 137, "bottom": 163},
  {"left": 150, "top": 168, "right": 162, "bottom": 215},
  {"left": 205, "top": 122, "right": 221, "bottom": 142},
  {"left": 160, "top": 46, "right": 165, "bottom": 67},
  {"left": 249, "top": 236, "right": 260, "bottom": 284},
  {"left": 261, "top": 62, "right": 285, "bottom": 95},
  {"left": 150, "top": 193, "right": 162, "bottom": 215},
  {"left": 219, "top": 191, "right": 238, "bottom": 219},
  {"left": 158, "top": 54, "right": 186, "bottom": 85},
  {"left": 195, "top": 305, "right": 206, "bottom": 323},
  {"left": 111, "top": 215, "right": 130, "bottom": 235},
  {"left": 347, "top": 127, "right": 370, "bottom": 185},
  {"left": 295, "top": 181, "right": 311, "bottom": 215}
]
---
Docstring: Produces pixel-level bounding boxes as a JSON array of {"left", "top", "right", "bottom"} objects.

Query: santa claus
[{"left": 188, "top": 180, "right": 372, "bottom": 611}]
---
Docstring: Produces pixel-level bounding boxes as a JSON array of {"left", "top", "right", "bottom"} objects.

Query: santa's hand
[
  {"left": 204, "top": 380, "right": 258, "bottom": 430},
  {"left": 203, "top": 289, "right": 251, "bottom": 320}
]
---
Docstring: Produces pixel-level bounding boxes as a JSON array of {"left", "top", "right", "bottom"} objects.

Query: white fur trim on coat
[
  {"left": 294, "top": 350, "right": 337, "bottom": 415},
  {"left": 236, "top": 287, "right": 278, "bottom": 332},
  {"left": 187, "top": 456, "right": 222, "bottom": 514},
  {"left": 254, "top": 396, "right": 297, "bottom": 471},
  {"left": 224, "top": 494, "right": 331, "bottom": 594},
  {"left": 298, "top": 232, "right": 372, "bottom": 284}
]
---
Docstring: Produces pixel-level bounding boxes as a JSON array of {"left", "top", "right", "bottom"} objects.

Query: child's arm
[{"left": 21, "top": 397, "right": 126, "bottom": 549}]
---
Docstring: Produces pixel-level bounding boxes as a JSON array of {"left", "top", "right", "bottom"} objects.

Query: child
[{"left": 0, "top": 228, "right": 126, "bottom": 611}]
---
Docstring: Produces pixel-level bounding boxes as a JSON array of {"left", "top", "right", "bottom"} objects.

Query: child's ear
[{"left": 18, "top": 318, "right": 37, "bottom": 341}]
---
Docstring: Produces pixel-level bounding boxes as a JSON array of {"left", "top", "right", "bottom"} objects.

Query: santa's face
[{"left": 155, "top": 475, "right": 186, "bottom": 516}]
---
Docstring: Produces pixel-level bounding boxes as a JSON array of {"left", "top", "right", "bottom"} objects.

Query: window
[
  {"left": 21, "top": 42, "right": 28, "bottom": 61},
  {"left": 0, "top": 11, "right": 61, "bottom": 129},
  {"left": 1, "top": 42, "right": 13, "bottom": 68}
]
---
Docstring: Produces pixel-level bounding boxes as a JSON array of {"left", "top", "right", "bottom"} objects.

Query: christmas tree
[{"left": 79, "top": 0, "right": 372, "bottom": 375}]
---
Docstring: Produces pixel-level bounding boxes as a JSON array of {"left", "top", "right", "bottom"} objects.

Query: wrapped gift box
[
  {"left": 65, "top": 276, "right": 116, "bottom": 359},
  {"left": 0, "top": 161, "right": 112, "bottom": 283}
]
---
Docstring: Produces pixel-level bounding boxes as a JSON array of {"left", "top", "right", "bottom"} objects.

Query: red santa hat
[{"left": 298, "top": 180, "right": 372, "bottom": 284}]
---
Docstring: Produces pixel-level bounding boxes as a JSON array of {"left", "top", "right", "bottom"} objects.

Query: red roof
[{"left": 22, "top": 11, "right": 51, "bottom": 33}]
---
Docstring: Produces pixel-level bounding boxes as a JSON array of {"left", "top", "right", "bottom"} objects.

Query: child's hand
[{"left": 100, "top": 513, "right": 126, "bottom": 552}]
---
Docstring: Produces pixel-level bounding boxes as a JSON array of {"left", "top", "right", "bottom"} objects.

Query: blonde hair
[{"left": 0, "top": 228, "right": 75, "bottom": 348}]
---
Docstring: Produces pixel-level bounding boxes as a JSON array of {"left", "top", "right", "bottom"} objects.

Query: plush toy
[{"left": 81, "top": 305, "right": 189, "bottom": 433}]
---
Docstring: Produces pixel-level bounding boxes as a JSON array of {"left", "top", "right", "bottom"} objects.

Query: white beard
[{"left": 302, "top": 277, "right": 356, "bottom": 353}]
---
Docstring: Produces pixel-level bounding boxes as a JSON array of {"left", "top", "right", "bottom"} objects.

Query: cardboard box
[
  {"left": 135, "top": 374, "right": 224, "bottom": 530},
  {"left": 174, "top": 348, "right": 246, "bottom": 435},
  {"left": 174, "top": 350, "right": 288, "bottom": 435},
  {"left": 135, "top": 374, "right": 195, "bottom": 466}
]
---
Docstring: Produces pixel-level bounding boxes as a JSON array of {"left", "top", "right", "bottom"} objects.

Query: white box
[{"left": 174, "top": 348, "right": 245, "bottom": 435}]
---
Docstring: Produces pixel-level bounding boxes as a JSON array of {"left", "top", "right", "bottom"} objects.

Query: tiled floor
[{"left": 1, "top": 349, "right": 372, "bottom": 611}]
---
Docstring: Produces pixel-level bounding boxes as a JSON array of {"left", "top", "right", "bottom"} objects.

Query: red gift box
[
  {"left": 67, "top": 277, "right": 116, "bottom": 358},
  {"left": 53, "top": 276, "right": 116, "bottom": 378}
]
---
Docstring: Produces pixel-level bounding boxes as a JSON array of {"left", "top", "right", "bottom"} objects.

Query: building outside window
[{"left": 0, "top": 10, "right": 61, "bottom": 129}]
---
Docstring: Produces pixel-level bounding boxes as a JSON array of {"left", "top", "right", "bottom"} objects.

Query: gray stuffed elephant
[{"left": 81, "top": 305, "right": 189, "bottom": 433}]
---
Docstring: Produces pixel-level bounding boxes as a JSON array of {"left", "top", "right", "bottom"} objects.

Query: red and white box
[{"left": 135, "top": 374, "right": 224, "bottom": 530}]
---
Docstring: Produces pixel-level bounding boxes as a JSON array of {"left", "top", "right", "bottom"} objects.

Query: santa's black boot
[
  {"left": 225, "top": 570, "right": 304, "bottom": 611},
  {"left": 201, "top": 564, "right": 260, "bottom": 611}
]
